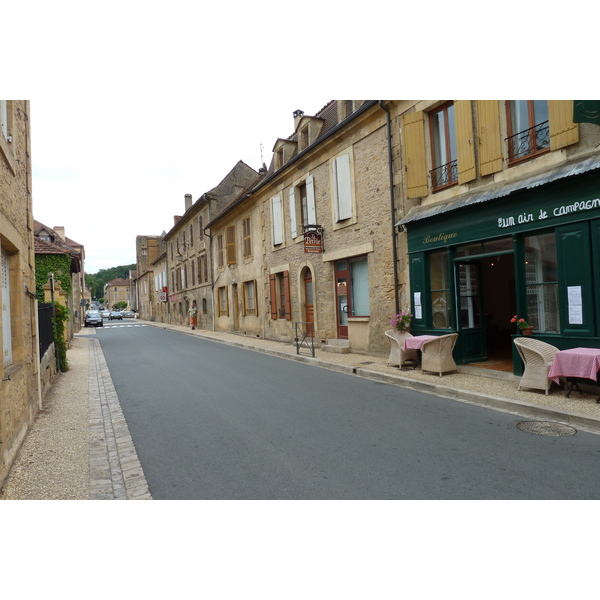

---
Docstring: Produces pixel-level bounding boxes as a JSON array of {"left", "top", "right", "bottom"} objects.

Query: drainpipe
[
  {"left": 201, "top": 194, "right": 216, "bottom": 332},
  {"left": 378, "top": 101, "right": 400, "bottom": 314}
]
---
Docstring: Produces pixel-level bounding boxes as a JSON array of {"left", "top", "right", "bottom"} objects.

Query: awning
[{"left": 396, "top": 155, "right": 600, "bottom": 227}]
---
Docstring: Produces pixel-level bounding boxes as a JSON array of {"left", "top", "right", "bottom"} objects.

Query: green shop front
[{"left": 399, "top": 160, "right": 600, "bottom": 374}]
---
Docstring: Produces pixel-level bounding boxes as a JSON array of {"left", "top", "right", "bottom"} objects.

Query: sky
[{"left": 31, "top": 95, "right": 328, "bottom": 273}]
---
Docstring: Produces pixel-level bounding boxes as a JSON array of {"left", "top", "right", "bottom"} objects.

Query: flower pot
[{"left": 521, "top": 327, "right": 534, "bottom": 336}]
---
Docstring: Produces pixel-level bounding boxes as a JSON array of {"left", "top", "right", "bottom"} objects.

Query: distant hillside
[{"left": 85, "top": 264, "right": 135, "bottom": 299}]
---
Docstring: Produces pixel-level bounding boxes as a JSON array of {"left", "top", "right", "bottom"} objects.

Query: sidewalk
[
  {"left": 0, "top": 329, "right": 152, "bottom": 500},
  {"left": 2, "top": 319, "right": 599, "bottom": 500}
]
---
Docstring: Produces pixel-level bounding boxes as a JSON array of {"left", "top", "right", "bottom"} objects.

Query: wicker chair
[
  {"left": 385, "top": 330, "right": 418, "bottom": 367},
  {"left": 513, "top": 337, "right": 560, "bottom": 395},
  {"left": 421, "top": 333, "right": 458, "bottom": 376}
]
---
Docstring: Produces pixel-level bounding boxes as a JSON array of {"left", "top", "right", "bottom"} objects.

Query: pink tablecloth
[
  {"left": 403, "top": 335, "right": 438, "bottom": 352},
  {"left": 548, "top": 348, "right": 600, "bottom": 384}
]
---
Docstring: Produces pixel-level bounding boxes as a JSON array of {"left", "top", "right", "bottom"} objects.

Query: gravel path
[{"left": 0, "top": 335, "right": 90, "bottom": 500}]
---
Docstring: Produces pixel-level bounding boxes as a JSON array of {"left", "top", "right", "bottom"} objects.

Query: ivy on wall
[
  {"left": 35, "top": 254, "right": 72, "bottom": 300},
  {"left": 35, "top": 254, "right": 72, "bottom": 371}
]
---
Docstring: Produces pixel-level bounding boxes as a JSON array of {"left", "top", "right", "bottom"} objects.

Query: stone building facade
[
  {"left": 0, "top": 100, "right": 41, "bottom": 489},
  {"left": 207, "top": 101, "right": 398, "bottom": 356},
  {"left": 163, "top": 162, "right": 261, "bottom": 329},
  {"left": 104, "top": 277, "right": 131, "bottom": 309},
  {"left": 135, "top": 234, "right": 163, "bottom": 320},
  {"left": 392, "top": 100, "right": 600, "bottom": 370}
]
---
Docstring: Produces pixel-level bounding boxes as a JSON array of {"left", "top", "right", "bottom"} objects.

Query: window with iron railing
[
  {"left": 429, "top": 102, "right": 458, "bottom": 191},
  {"left": 506, "top": 100, "right": 550, "bottom": 163}
]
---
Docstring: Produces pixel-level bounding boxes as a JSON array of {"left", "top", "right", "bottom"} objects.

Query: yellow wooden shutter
[
  {"left": 476, "top": 100, "right": 503, "bottom": 176},
  {"left": 403, "top": 111, "right": 428, "bottom": 198},
  {"left": 549, "top": 100, "right": 579, "bottom": 150},
  {"left": 455, "top": 100, "right": 476, "bottom": 184},
  {"left": 226, "top": 225, "right": 236, "bottom": 264}
]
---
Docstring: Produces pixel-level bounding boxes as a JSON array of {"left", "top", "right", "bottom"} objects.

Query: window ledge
[{"left": 348, "top": 317, "right": 370, "bottom": 322}]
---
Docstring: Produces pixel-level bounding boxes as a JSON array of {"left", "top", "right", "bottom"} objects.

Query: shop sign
[
  {"left": 497, "top": 198, "right": 600, "bottom": 230},
  {"left": 304, "top": 226, "right": 323, "bottom": 253}
]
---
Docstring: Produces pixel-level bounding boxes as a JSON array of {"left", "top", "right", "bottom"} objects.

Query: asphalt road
[{"left": 96, "top": 324, "right": 600, "bottom": 499}]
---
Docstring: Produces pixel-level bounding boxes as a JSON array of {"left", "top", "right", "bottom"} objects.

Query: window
[
  {"left": 198, "top": 216, "right": 204, "bottom": 241},
  {"left": 242, "top": 217, "right": 251, "bottom": 258},
  {"left": 271, "top": 194, "right": 284, "bottom": 245},
  {"left": 243, "top": 280, "right": 256, "bottom": 316},
  {"left": 524, "top": 232, "right": 559, "bottom": 333},
  {"left": 349, "top": 257, "right": 369, "bottom": 316},
  {"left": 269, "top": 271, "right": 291, "bottom": 320},
  {"left": 2, "top": 247, "right": 12, "bottom": 367},
  {"left": 189, "top": 223, "right": 194, "bottom": 247},
  {"left": 299, "top": 126, "right": 309, "bottom": 151},
  {"left": 333, "top": 154, "right": 352, "bottom": 222},
  {"left": 289, "top": 176, "right": 316, "bottom": 238},
  {"left": 191, "top": 259, "right": 195, "bottom": 286},
  {"left": 202, "top": 298, "right": 207, "bottom": 314},
  {"left": 226, "top": 225, "right": 236, "bottom": 265},
  {"left": 430, "top": 251, "right": 451, "bottom": 329},
  {"left": 218, "top": 286, "right": 228, "bottom": 316},
  {"left": 429, "top": 102, "right": 457, "bottom": 190},
  {"left": 334, "top": 256, "right": 370, "bottom": 318},
  {"left": 507, "top": 100, "right": 550, "bottom": 163},
  {"left": 217, "top": 234, "right": 224, "bottom": 268}
]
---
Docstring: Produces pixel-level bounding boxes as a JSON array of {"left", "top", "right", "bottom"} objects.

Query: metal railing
[
  {"left": 430, "top": 159, "right": 458, "bottom": 190},
  {"left": 295, "top": 322, "right": 315, "bottom": 357},
  {"left": 507, "top": 120, "right": 550, "bottom": 162}
]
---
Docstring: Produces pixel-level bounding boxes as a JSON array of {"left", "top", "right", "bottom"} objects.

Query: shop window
[
  {"left": 524, "top": 232, "right": 559, "bottom": 333},
  {"left": 506, "top": 100, "right": 550, "bottom": 163},
  {"left": 336, "top": 257, "right": 370, "bottom": 317},
  {"left": 430, "top": 251, "right": 451, "bottom": 329},
  {"left": 429, "top": 102, "right": 457, "bottom": 191}
]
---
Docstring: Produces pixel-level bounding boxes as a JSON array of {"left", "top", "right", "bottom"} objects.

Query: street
[{"left": 96, "top": 325, "right": 600, "bottom": 500}]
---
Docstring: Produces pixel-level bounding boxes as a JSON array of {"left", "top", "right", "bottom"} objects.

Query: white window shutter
[
  {"left": 306, "top": 175, "right": 316, "bottom": 224},
  {"left": 271, "top": 194, "right": 283, "bottom": 245},
  {"left": 288, "top": 187, "right": 297, "bottom": 239},
  {"left": 2, "top": 248, "right": 12, "bottom": 367},
  {"left": 334, "top": 154, "right": 352, "bottom": 221},
  {"left": 0, "top": 101, "right": 7, "bottom": 140}
]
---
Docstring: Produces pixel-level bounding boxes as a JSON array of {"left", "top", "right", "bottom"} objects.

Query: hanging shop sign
[{"left": 303, "top": 225, "right": 324, "bottom": 253}]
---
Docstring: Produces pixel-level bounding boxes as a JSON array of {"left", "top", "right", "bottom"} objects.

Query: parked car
[
  {"left": 108, "top": 311, "right": 123, "bottom": 320},
  {"left": 122, "top": 311, "right": 135, "bottom": 318},
  {"left": 85, "top": 311, "right": 103, "bottom": 327},
  {"left": 100, "top": 310, "right": 111, "bottom": 319}
]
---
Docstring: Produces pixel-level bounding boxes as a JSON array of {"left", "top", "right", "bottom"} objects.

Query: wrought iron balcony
[
  {"left": 430, "top": 159, "right": 458, "bottom": 190},
  {"left": 507, "top": 120, "right": 550, "bottom": 162}
]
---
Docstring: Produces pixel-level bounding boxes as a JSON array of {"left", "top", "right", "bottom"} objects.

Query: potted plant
[
  {"left": 510, "top": 315, "right": 533, "bottom": 336},
  {"left": 390, "top": 311, "right": 413, "bottom": 333}
]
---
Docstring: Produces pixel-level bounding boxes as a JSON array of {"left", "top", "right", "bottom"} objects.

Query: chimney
[
  {"left": 174, "top": 215, "right": 182, "bottom": 225},
  {"left": 293, "top": 109, "right": 304, "bottom": 129},
  {"left": 185, "top": 193, "right": 193, "bottom": 212},
  {"left": 54, "top": 226, "right": 66, "bottom": 240}
]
